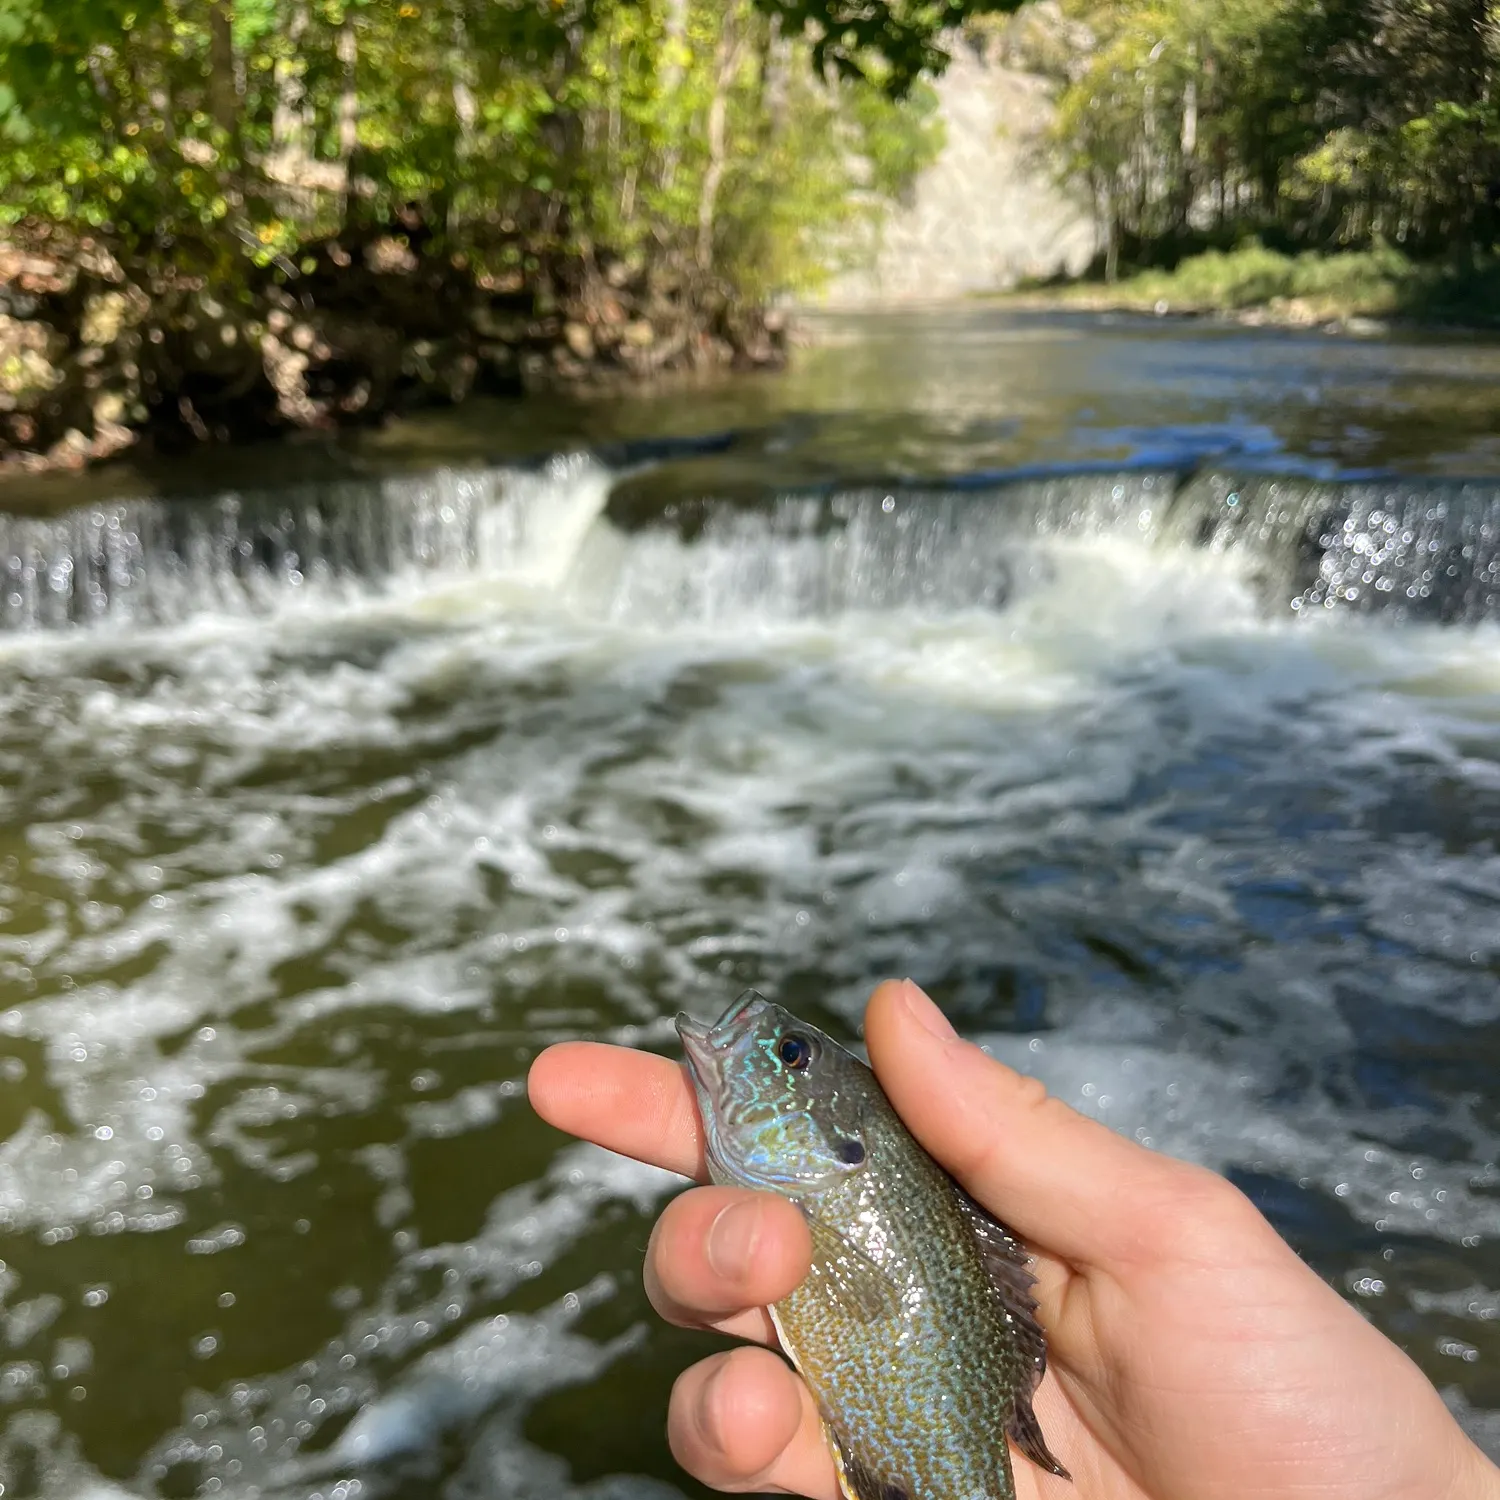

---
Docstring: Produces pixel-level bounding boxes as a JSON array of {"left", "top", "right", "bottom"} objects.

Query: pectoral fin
[{"left": 803, "top": 1213, "right": 903, "bottom": 1323}]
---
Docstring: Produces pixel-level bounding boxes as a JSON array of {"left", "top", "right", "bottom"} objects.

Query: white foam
[
  {"left": 1, "top": 458, "right": 1498, "bottom": 1491},
  {"left": 982, "top": 1019, "right": 1500, "bottom": 1245},
  {"left": 0, "top": 455, "right": 614, "bottom": 639}
]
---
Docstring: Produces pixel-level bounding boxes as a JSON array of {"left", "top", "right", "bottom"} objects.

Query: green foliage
[
  {"left": 0, "top": 0, "right": 950, "bottom": 301},
  {"left": 1095, "top": 242, "right": 1417, "bottom": 312},
  {"left": 753, "top": 0, "right": 1022, "bottom": 95},
  {"left": 1049, "top": 240, "right": 1500, "bottom": 324},
  {"left": 1035, "top": 0, "right": 1500, "bottom": 272}
]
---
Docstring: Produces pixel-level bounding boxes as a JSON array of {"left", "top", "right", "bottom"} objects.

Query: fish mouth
[
  {"left": 675, "top": 990, "right": 766, "bottom": 1089},
  {"left": 675, "top": 1012, "right": 716, "bottom": 1087},
  {"left": 675, "top": 1009, "right": 728, "bottom": 1180}
]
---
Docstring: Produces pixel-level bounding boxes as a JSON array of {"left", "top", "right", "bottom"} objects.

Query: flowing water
[{"left": 1, "top": 308, "right": 1499, "bottom": 1499}]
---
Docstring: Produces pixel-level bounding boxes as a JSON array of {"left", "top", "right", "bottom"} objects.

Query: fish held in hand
[{"left": 676, "top": 990, "right": 1068, "bottom": 1500}]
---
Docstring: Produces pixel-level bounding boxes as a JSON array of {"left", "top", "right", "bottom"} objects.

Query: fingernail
[
  {"left": 707, "top": 1199, "right": 762, "bottom": 1282},
  {"left": 901, "top": 978, "right": 958, "bottom": 1041}
]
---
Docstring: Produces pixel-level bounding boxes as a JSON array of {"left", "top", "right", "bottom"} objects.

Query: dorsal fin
[{"left": 949, "top": 1179, "right": 1072, "bottom": 1481}]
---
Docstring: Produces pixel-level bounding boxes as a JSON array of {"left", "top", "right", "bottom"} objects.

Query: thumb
[{"left": 864, "top": 979, "right": 1223, "bottom": 1268}]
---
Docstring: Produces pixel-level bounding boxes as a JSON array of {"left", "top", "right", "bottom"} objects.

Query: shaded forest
[
  {"left": 1025, "top": 0, "right": 1500, "bottom": 280},
  {"left": 0, "top": 0, "right": 1001, "bottom": 466},
  {"left": 3, "top": 0, "right": 1497, "bottom": 469}
]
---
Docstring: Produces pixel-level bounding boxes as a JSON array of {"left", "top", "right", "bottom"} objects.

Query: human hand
[{"left": 528, "top": 979, "right": 1500, "bottom": 1500}]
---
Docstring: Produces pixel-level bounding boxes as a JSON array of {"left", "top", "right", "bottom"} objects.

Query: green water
[{"left": 0, "top": 309, "right": 1498, "bottom": 1499}]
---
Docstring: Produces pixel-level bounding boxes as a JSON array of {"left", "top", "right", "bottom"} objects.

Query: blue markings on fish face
[{"left": 677, "top": 991, "right": 871, "bottom": 1196}]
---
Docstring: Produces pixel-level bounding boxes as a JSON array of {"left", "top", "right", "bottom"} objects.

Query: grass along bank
[{"left": 1006, "top": 245, "right": 1500, "bottom": 330}]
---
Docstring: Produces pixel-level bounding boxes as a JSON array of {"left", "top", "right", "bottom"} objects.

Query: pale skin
[{"left": 528, "top": 979, "right": 1500, "bottom": 1500}]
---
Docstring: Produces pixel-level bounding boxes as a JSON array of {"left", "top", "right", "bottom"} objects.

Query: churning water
[{"left": 0, "top": 309, "right": 1498, "bottom": 1498}]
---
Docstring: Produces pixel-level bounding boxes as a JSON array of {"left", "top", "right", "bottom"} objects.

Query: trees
[
  {"left": 1040, "top": 0, "right": 1500, "bottom": 271},
  {"left": 0, "top": 0, "right": 972, "bottom": 461},
  {"left": 0, "top": 0, "right": 964, "bottom": 295}
]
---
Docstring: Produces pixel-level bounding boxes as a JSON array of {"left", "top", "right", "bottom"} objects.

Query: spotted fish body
[{"left": 677, "top": 992, "right": 1067, "bottom": 1500}]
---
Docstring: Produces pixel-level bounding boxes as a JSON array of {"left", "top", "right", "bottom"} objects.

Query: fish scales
[{"left": 677, "top": 991, "right": 1067, "bottom": 1500}]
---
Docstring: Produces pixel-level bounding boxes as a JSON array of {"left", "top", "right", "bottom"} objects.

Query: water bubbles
[
  {"left": 1439, "top": 1338, "right": 1481, "bottom": 1363},
  {"left": 81, "top": 1285, "right": 110, "bottom": 1308},
  {"left": 187, "top": 1224, "right": 246, "bottom": 1256}
]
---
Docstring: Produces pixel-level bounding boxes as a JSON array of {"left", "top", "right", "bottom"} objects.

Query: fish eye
[
  {"left": 835, "top": 1138, "right": 866, "bottom": 1166},
  {"left": 777, "top": 1033, "right": 812, "bottom": 1070}
]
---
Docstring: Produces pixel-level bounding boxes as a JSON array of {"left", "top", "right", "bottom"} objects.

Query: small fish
[{"left": 677, "top": 990, "right": 1068, "bottom": 1500}]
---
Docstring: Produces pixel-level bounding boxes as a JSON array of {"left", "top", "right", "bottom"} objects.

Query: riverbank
[
  {"left": 0, "top": 225, "right": 789, "bottom": 478},
  {"left": 1001, "top": 246, "right": 1500, "bottom": 334}
]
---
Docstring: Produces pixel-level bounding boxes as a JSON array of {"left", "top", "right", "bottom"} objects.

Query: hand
[{"left": 528, "top": 979, "right": 1500, "bottom": 1500}]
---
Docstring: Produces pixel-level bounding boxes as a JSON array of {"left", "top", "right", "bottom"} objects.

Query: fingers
[
  {"left": 669, "top": 1348, "right": 839, "bottom": 1499},
  {"left": 647, "top": 1187, "right": 813, "bottom": 1345},
  {"left": 528, "top": 1040, "right": 705, "bottom": 1179},
  {"left": 865, "top": 979, "right": 1228, "bottom": 1268}
]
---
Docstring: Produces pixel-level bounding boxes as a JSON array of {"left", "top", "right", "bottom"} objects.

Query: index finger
[{"left": 528, "top": 1040, "right": 707, "bottom": 1180}]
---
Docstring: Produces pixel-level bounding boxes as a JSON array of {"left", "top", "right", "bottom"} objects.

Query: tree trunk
[
  {"left": 659, "top": 0, "right": 692, "bottom": 193},
  {"left": 662, "top": 0, "right": 690, "bottom": 93},
  {"left": 447, "top": 1, "right": 478, "bottom": 233},
  {"left": 697, "top": 20, "right": 743, "bottom": 271},
  {"left": 207, "top": 1, "right": 240, "bottom": 144},
  {"left": 337, "top": 21, "right": 361, "bottom": 230},
  {"left": 1178, "top": 43, "right": 1198, "bottom": 233},
  {"left": 269, "top": 2, "right": 311, "bottom": 211},
  {"left": 1104, "top": 180, "right": 1120, "bottom": 283},
  {"left": 272, "top": 3, "right": 310, "bottom": 161}
]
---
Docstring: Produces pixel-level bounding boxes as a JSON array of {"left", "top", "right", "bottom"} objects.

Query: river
[{"left": 0, "top": 308, "right": 1498, "bottom": 1498}]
